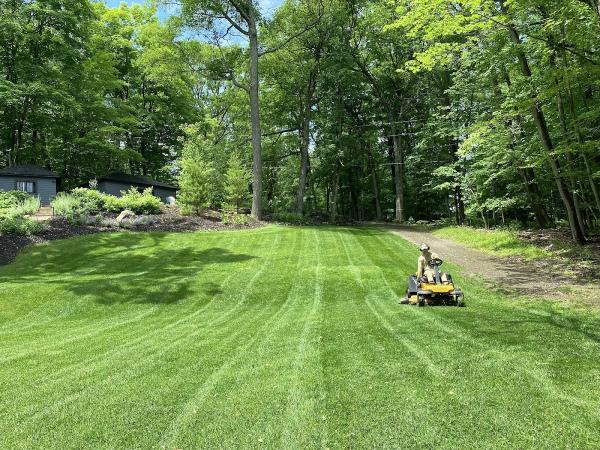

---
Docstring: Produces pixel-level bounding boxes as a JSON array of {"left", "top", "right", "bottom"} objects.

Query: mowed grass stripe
[
  {"left": 280, "top": 229, "right": 328, "bottom": 449},
  {"left": 318, "top": 228, "right": 428, "bottom": 447},
  {"left": 192, "top": 228, "right": 326, "bottom": 449},
  {"left": 163, "top": 230, "right": 312, "bottom": 447}
]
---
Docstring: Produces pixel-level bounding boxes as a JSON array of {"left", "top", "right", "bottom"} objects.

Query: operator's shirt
[{"left": 417, "top": 251, "right": 432, "bottom": 278}]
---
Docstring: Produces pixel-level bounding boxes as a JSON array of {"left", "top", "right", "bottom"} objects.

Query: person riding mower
[{"left": 400, "top": 243, "right": 465, "bottom": 307}]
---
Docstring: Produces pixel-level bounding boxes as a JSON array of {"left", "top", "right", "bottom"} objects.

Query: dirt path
[{"left": 387, "top": 226, "right": 600, "bottom": 305}]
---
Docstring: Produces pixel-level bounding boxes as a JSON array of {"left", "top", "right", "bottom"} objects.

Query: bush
[
  {"left": 117, "top": 187, "right": 161, "bottom": 215},
  {"left": 71, "top": 188, "right": 108, "bottom": 211},
  {"left": 233, "top": 213, "right": 249, "bottom": 225},
  {"left": 0, "top": 191, "right": 30, "bottom": 209},
  {"left": 0, "top": 216, "right": 43, "bottom": 236},
  {"left": 52, "top": 187, "right": 161, "bottom": 221},
  {"left": 1, "top": 196, "right": 41, "bottom": 219},
  {"left": 102, "top": 194, "right": 122, "bottom": 213},
  {"left": 13, "top": 196, "right": 41, "bottom": 217},
  {"left": 51, "top": 192, "right": 97, "bottom": 224},
  {"left": 221, "top": 205, "right": 249, "bottom": 225},
  {"left": 271, "top": 212, "right": 306, "bottom": 224}
]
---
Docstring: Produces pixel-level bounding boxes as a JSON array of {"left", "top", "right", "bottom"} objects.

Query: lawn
[
  {"left": 1, "top": 226, "right": 599, "bottom": 449},
  {"left": 432, "top": 226, "right": 550, "bottom": 260}
]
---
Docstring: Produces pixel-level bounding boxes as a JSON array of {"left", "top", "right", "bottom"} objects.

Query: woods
[{"left": 1, "top": 0, "right": 600, "bottom": 242}]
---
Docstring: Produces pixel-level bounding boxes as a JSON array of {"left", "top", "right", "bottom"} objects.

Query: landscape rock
[{"left": 116, "top": 210, "right": 135, "bottom": 223}]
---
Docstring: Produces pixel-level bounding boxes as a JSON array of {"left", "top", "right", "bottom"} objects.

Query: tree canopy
[{"left": 1, "top": 0, "right": 600, "bottom": 242}]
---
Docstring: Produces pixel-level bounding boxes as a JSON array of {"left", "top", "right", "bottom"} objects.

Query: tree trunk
[
  {"left": 330, "top": 164, "right": 339, "bottom": 223},
  {"left": 370, "top": 155, "right": 382, "bottom": 221},
  {"left": 530, "top": 102, "right": 586, "bottom": 243},
  {"left": 556, "top": 89, "right": 587, "bottom": 235},
  {"left": 387, "top": 136, "right": 396, "bottom": 200},
  {"left": 296, "top": 71, "right": 316, "bottom": 215},
  {"left": 519, "top": 168, "right": 551, "bottom": 228},
  {"left": 248, "top": 13, "right": 263, "bottom": 220},
  {"left": 449, "top": 138, "right": 465, "bottom": 225},
  {"left": 388, "top": 110, "right": 404, "bottom": 222},
  {"left": 453, "top": 187, "right": 465, "bottom": 225},
  {"left": 480, "top": 210, "right": 489, "bottom": 229},
  {"left": 504, "top": 18, "right": 586, "bottom": 244}
]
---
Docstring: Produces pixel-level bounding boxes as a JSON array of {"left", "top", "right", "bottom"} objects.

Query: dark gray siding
[
  {"left": 0, "top": 176, "right": 57, "bottom": 205},
  {"left": 97, "top": 180, "right": 131, "bottom": 197},
  {"left": 153, "top": 186, "right": 177, "bottom": 202},
  {"left": 98, "top": 180, "right": 177, "bottom": 203}
]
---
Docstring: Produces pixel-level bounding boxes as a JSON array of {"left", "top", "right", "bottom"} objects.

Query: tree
[
  {"left": 178, "top": 158, "right": 217, "bottom": 214},
  {"left": 224, "top": 153, "right": 251, "bottom": 211},
  {"left": 179, "top": 0, "right": 265, "bottom": 219}
]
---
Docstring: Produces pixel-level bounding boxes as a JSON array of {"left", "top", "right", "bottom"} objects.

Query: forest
[{"left": 2, "top": 0, "right": 600, "bottom": 244}]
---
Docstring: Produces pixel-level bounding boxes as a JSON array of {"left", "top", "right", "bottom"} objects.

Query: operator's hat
[{"left": 419, "top": 243, "right": 430, "bottom": 251}]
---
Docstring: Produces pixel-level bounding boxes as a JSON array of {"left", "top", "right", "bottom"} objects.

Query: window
[{"left": 16, "top": 181, "right": 36, "bottom": 194}]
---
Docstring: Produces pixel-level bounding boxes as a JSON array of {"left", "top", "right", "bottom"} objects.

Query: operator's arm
[{"left": 416, "top": 256, "right": 425, "bottom": 278}]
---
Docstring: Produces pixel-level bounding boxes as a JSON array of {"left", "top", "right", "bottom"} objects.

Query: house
[
  {"left": 0, "top": 165, "right": 60, "bottom": 205},
  {"left": 94, "top": 172, "right": 178, "bottom": 203}
]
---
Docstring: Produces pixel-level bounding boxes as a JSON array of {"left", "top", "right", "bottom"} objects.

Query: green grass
[
  {"left": 433, "top": 226, "right": 550, "bottom": 259},
  {"left": 1, "top": 226, "right": 599, "bottom": 449}
]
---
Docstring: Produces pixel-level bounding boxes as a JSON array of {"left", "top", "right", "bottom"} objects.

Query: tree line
[{"left": 1, "top": 0, "right": 600, "bottom": 244}]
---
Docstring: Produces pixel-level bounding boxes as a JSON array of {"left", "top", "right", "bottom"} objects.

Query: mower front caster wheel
[{"left": 417, "top": 296, "right": 426, "bottom": 307}]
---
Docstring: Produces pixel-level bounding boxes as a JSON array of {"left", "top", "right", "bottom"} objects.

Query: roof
[
  {"left": 97, "top": 172, "right": 177, "bottom": 190},
  {"left": 0, "top": 164, "right": 59, "bottom": 178}
]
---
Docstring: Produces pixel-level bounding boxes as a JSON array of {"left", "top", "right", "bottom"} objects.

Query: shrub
[
  {"left": 1, "top": 196, "right": 41, "bottom": 219},
  {"left": 51, "top": 193, "right": 96, "bottom": 224},
  {"left": 221, "top": 205, "right": 249, "bottom": 225},
  {"left": 117, "top": 187, "right": 161, "bottom": 214},
  {"left": 233, "top": 213, "right": 249, "bottom": 225},
  {"left": 102, "top": 194, "right": 123, "bottom": 213},
  {"left": 0, "top": 191, "right": 30, "bottom": 209},
  {"left": 12, "top": 196, "right": 41, "bottom": 217},
  {"left": 271, "top": 212, "right": 306, "bottom": 224},
  {"left": 53, "top": 187, "right": 161, "bottom": 219},
  {"left": 71, "top": 188, "right": 108, "bottom": 211},
  {"left": 0, "top": 216, "right": 43, "bottom": 236}
]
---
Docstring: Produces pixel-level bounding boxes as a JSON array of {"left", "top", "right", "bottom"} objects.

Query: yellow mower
[{"left": 403, "top": 257, "right": 465, "bottom": 307}]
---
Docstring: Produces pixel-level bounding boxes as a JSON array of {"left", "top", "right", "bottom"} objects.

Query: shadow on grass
[{"left": 1, "top": 233, "right": 256, "bottom": 306}]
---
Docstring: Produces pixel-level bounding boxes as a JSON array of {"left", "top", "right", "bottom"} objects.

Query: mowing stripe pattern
[{"left": 0, "top": 226, "right": 599, "bottom": 449}]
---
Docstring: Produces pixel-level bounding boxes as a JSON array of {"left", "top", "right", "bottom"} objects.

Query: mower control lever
[{"left": 428, "top": 258, "right": 443, "bottom": 267}]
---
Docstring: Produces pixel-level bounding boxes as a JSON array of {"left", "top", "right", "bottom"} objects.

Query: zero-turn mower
[{"left": 404, "top": 257, "right": 465, "bottom": 307}]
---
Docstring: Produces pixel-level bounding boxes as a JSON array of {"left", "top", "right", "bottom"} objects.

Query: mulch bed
[{"left": 0, "top": 210, "right": 264, "bottom": 266}]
